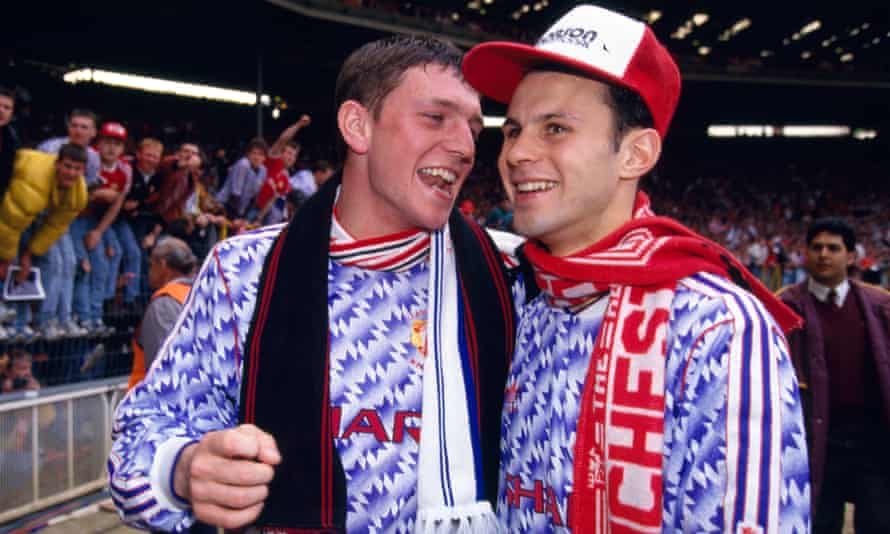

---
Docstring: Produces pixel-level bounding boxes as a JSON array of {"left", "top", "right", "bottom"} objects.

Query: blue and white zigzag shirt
[
  {"left": 109, "top": 225, "right": 432, "bottom": 533},
  {"left": 499, "top": 273, "right": 811, "bottom": 533}
]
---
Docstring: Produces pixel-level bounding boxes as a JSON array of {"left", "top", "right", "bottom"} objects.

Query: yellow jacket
[{"left": 0, "top": 149, "right": 88, "bottom": 260}]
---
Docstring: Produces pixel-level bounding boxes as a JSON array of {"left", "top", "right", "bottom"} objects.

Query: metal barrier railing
[{"left": 0, "top": 377, "right": 127, "bottom": 524}]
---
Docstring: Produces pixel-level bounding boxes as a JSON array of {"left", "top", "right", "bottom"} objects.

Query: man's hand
[
  {"left": 84, "top": 230, "right": 101, "bottom": 251},
  {"left": 80, "top": 258, "right": 91, "bottom": 274},
  {"left": 296, "top": 114, "right": 311, "bottom": 129},
  {"left": 15, "top": 253, "right": 32, "bottom": 284},
  {"left": 174, "top": 424, "right": 281, "bottom": 530},
  {"left": 123, "top": 200, "right": 139, "bottom": 212},
  {"left": 142, "top": 233, "right": 155, "bottom": 249}
]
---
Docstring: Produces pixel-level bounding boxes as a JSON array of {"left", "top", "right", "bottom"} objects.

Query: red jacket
[{"left": 778, "top": 280, "right": 890, "bottom": 503}]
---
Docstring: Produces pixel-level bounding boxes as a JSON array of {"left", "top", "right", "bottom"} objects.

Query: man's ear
[
  {"left": 337, "top": 100, "right": 372, "bottom": 155},
  {"left": 618, "top": 128, "right": 661, "bottom": 181}
]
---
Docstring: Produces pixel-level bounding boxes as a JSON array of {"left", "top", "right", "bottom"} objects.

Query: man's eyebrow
[{"left": 430, "top": 98, "right": 484, "bottom": 126}]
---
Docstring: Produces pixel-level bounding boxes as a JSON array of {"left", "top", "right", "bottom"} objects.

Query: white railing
[{"left": 0, "top": 378, "right": 128, "bottom": 524}]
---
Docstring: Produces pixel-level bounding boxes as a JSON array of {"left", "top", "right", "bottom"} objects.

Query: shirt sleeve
[
  {"left": 138, "top": 295, "right": 184, "bottom": 371},
  {"left": 109, "top": 246, "right": 244, "bottom": 533},
  {"left": 662, "top": 279, "right": 810, "bottom": 534},
  {"left": 225, "top": 160, "right": 249, "bottom": 197}
]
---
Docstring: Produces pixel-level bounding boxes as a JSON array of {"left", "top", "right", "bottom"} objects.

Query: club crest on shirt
[
  {"left": 410, "top": 312, "right": 427, "bottom": 357},
  {"left": 737, "top": 524, "right": 763, "bottom": 534}
]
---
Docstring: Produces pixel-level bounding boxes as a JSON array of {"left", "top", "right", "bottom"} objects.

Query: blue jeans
[
  {"left": 35, "top": 232, "right": 76, "bottom": 326},
  {"left": 110, "top": 220, "right": 141, "bottom": 303},
  {"left": 70, "top": 217, "right": 121, "bottom": 323}
]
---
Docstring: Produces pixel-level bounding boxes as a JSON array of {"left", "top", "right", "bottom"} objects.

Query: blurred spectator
[
  {"left": 256, "top": 115, "right": 311, "bottom": 225},
  {"left": 34, "top": 109, "right": 102, "bottom": 339},
  {"left": 99, "top": 126, "right": 144, "bottom": 311},
  {"left": 0, "top": 146, "right": 88, "bottom": 340},
  {"left": 208, "top": 147, "right": 229, "bottom": 191},
  {"left": 290, "top": 158, "right": 335, "bottom": 198},
  {"left": 123, "top": 138, "right": 165, "bottom": 250},
  {"left": 153, "top": 142, "right": 202, "bottom": 225},
  {"left": 69, "top": 122, "right": 132, "bottom": 335},
  {"left": 127, "top": 237, "right": 196, "bottom": 390},
  {"left": 484, "top": 197, "right": 513, "bottom": 231},
  {"left": 181, "top": 152, "right": 226, "bottom": 260},
  {"left": 285, "top": 189, "right": 305, "bottom": 221},
  {"left": 0, "top": 86, "right": 19, "bottom": 201},
  {"left": 215, "top": 137, "right": 267, "bottom": 220},
  {"left": 36, "top": 109, "right": 101, "bottom": 184},
  {"left": 1, "top": 348, "right": 40, "bottom": 393},
  {"left": 779, "top": 217, "right": 890, "bottom": 533}
]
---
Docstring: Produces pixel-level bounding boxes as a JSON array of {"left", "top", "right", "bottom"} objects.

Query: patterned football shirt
[
  {"left": 499, "top": 273, "right": 811, "bottom": 533},
  {"left": 110, "top": 225, "right": 434, "bottom": 533}
]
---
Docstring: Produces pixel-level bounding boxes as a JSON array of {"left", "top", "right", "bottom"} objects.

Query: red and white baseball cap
[
  {"left": 99, "top": 121, "right": 128, "bottom": 141},
  {"left": 462, "top": 4, "right": 681, "bottom": 137}
]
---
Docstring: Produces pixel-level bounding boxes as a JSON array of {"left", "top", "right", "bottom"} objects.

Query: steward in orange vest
[{"left": 127, "top": 237, "right": 197, "bottom": 390}]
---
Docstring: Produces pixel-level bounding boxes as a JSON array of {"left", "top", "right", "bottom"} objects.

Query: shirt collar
[{"left": 808, "top": 277, "right": 850, "bottom": 307}]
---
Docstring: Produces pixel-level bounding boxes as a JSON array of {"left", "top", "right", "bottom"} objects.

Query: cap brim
[{"left": 463, "top": 41, "right": 632, "bottom": 106}]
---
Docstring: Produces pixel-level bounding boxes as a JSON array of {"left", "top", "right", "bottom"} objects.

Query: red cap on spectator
[
  {"left": 462, "top": 4, "right": 681, "bottom": 137},
  {"left": 99, "top": 122, "right": 128, "bottom": 141}
]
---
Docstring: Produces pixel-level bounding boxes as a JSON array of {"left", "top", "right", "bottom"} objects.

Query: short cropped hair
[
  {"left": 138, "top": 138, "right": 163, "bottom": 153},
  {"left": 154, "top": 237, "right": 198, "bottom": 275},
  {"left": 57, "top": 143, "right": 88, "bottom": 165},
  {"left": 333, "top": 35, "right": 464, "bottom": 158},
  {"left": 245, "top": 137, "right": 268, "bottom": 154},
  {"left": 68, "top": 109, "right": 98, "bottom": 126},
  {"left": 806, "top": 217, "right": 856, "bottom": 252}
]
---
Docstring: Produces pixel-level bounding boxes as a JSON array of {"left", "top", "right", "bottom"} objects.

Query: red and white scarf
[{"left": 524, "top": 192, "right": 800, "bottom": 534}]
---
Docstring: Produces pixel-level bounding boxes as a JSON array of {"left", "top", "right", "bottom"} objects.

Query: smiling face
[
  {"left": 55, "top": 157, "right": 85, "bottom": 189},
  {"left": 499, "top": 71, "right": 646, "bottom": 256},
  {"left": 341, "top": 65, "right": 482, "bottom": 234}
]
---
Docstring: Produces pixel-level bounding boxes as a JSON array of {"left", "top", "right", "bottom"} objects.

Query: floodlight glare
[{"left": 63, "top": 68, "right": 272, "bottom": 106}]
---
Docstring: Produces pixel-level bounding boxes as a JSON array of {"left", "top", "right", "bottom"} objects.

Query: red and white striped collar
[{"left": 329, "top": 214, "right": 430, "bottom": 273}]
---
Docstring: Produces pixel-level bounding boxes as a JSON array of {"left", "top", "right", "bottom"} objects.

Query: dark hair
[
  {"left": 0, "top": 86, "right": 15, "bottom": 102},
  {"left": 604, "top": 85, "right": 654, "bottom": 151},
  {"left": 245, "top": 137, "right": 268, "bottom": 154},
  {"left": 68, "top": 108, "right": 98, "bottom": 126},
  {"left": 806, "top": 217, "right": 856, "bottom": 252},
  {"left": 333, "top": 35, "right": 464, "bottom": 158},
  {"left": 312, "top": 159, "right": 335, "bottom": 173},
  {"left": 57, "top": 143, "right": 88, "bottom": 164},
  {"left": 286, "top": 189, "right": 306, "bottom": 207}
]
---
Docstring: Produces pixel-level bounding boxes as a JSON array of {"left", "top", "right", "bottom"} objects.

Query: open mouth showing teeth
[
  {"left": 418, "top": 167, "right": 457, "bottom": 184},
  {"left": 418, "top": 167, "right": 458, "bottom": 197},
  {"left": 515, "top": 181, "right": 557, "bottom": 193}
]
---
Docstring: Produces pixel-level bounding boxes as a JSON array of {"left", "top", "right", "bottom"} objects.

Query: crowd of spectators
[{"left": 0, "top": 86, "right": 339, "bottom": 390}]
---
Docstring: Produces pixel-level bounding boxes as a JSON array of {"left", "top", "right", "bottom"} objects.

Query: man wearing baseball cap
[
  {"left": 70, "top": 121, "right": 133, "bottom": 334},
  {"left": 463, "top": 5, "right": 810, "bottom": 533}
]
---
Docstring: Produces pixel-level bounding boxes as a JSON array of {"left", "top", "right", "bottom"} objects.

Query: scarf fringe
[{"left": 416, "top": 502, "right": 503, "bottom": 534}]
